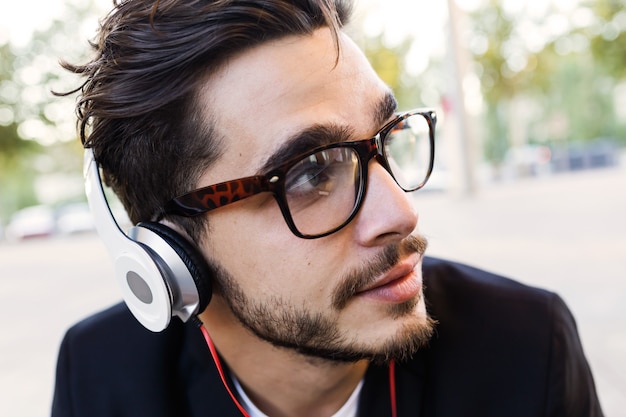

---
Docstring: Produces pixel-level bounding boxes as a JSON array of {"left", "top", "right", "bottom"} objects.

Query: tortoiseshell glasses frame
[{"left": 163, "top": 109, "right": 437, "bottom": 239}]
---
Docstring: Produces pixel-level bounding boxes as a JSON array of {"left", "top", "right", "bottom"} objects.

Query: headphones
[{"left": 83, "top": 148, "right": 213, "bottom": 332}]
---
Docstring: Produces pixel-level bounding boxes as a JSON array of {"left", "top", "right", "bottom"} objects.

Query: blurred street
[{"left": 1, "top": 163, "right": 625, "bottom": 416}]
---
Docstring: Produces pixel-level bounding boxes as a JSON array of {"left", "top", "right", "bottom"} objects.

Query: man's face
[{"left": 196, "top": 28, "right": 433, "bottom": 363}]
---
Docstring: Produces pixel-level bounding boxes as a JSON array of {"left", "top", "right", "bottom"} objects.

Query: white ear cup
[
  {"left": 110, "top": 243, "right": 173, "bottom": 332},
  {"left": 129, "top": 225, "right": 200, "bottom": 323},
  {"left": 84, "top": 149, "right": 183, "bottom": 332}
]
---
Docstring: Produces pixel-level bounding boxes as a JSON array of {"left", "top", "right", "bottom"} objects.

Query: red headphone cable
[
  {"left": 389, "top": 359, "right": 397, "bottom": 417},
  {"left": 193, "top": 317, "right": 251, "bottom": 417}
]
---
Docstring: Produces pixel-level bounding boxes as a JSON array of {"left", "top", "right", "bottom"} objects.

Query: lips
[{"left": 355, "top": 253, "right": 422, "bottom": 303}]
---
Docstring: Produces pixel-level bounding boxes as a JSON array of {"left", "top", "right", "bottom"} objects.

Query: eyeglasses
[{"left": 163, "top": 109, "right": 437, "bottom": 239}]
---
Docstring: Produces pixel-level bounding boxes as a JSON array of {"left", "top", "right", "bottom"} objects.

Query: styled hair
[{"left": 63, "top": 0, "right": 352, "bottom": 242}]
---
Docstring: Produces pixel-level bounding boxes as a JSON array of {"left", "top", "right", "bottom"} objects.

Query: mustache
[{"left": 332, "top": 234, "right": 428, "bottom": 310}]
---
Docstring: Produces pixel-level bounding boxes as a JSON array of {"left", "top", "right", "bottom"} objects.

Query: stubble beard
[{"left": 209, "top": 234, "right": 436, "bottom": 365}]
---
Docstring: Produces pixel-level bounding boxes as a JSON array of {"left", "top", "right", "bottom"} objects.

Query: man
[{"left": 52, "top": 0, "right": 603, "bottom": 416}]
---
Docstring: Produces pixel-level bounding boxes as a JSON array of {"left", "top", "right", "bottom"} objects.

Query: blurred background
[{"left": 1, "top": 0, "right": 625, "bottom": 415}]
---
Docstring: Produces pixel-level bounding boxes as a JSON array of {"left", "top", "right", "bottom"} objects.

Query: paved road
[{"left": 1, "top": 164, "right": 625, "bottom": 416}]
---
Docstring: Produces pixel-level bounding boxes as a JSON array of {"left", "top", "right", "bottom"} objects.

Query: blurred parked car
[
  {"left": 551, "top": 139, "right": 619, "bottom": 172},
  {"left": 56, "top": 203, "right": 95, "bottom": 235},
  {"left": 5, "top": 205, "right": 56, "bottom": 241},
  {"left": 504, "top": 145, "right": 552, "bottom": 178}
]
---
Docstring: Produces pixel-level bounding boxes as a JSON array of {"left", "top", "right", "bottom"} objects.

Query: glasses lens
[
  {"left": 284, "top": 147, "right": 361, "bottom": 237},
  {"left": 384, "top": 113, "right": 432, "bottom": 191}
]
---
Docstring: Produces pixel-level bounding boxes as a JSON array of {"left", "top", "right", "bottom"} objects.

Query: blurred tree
[
  {"left": 589, "top": 0, "right": 626, "bottom": 80},
  {"left": 0, "top": 42, "right": 42, "bottom": 221},
  {"left": 538, "top": 50, "right": 616, "bottom": 143},
  {"left": 0, "top": 0, "right": 100, "bottom": 223},
  {"left": 584, "top": 0, "right": 626, "bottom": 143},
  {"left": 468, "top": 1, "right": 536, "bottom": 168},
  {"left": 467, "top": 0, "right": 625, "bottom": 173},
  {"left": 359, "top": 33, "right": 422, "bottom": 110}
]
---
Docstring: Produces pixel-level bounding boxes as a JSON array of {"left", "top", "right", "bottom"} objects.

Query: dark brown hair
[{"left": 62, "top": 0, "right": 352, "bottom": 242}]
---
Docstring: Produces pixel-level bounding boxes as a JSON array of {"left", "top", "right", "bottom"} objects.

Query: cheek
[{"left": 201, "top": 201, "right": 333, "bottom": 301}]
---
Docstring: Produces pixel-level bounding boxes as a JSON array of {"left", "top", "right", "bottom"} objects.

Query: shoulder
[
  {"left": 413, "top": 257, "right": 603, "bottom": 416},
  {"left": 58, "top": 302, "right": 189, "bottom": 374},
  {"left": 421, "top": 256, "right": 563, "bottom": 352},
  {"left": 422, "top": 256, "right": 558, "bottom": 326},
  {"left": 52, "top": 303, "right": 192, "bottom": 416},
  {"left": 423, "top": 256, "right": 553, "bottom": 301},
  {"left": 63, "top": 303, "right": 183, "bottom": 362},
  {"left": 52, "top": 304, "right": 243, "bottom": 416}
]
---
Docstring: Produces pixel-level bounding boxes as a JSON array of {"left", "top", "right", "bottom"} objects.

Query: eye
[
  {"left": 284, "top": 148, "right": 358, "bottom": 201},
  {"left": 286, "top": 152, "right": 335, "bottom": 196}
]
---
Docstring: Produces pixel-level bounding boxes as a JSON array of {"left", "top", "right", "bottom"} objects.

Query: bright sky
[
  {"left": 0, "top": 0, "right": 111, "bottom": 48},
  {"left": 1, "top": 0, "right": 447, "bottom": 49},
  {"left": 1, "top": 0, "right": 586, "bottom": 58},
  {"left": 0, "top": 0, "right": 446, "bottom": 85}
]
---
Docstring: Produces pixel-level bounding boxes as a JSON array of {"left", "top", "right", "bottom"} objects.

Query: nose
[{"left": 352, "top": 160, "right": 418, "bottom": 247}]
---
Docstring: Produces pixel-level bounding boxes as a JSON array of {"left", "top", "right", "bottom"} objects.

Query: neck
[{"left": 199, "top": 298, "right": 369, "bottom": 417}]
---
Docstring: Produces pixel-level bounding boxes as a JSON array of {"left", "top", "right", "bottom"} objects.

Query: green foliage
[
  {"left": 543, "top": 52, "right": 616, "bottom": 141},
  {"left": 468, "top": 0, "right": 626, "bottom": 165},
  {"left": 0, "top": 1, "right": 99, "bottom": 223},
  {"left": 0, "top": 43, "right": 42, "bottom": 222},
  {"left": 360, "top": 34, "right": 421, "bottom": 110},
  {"left": 470, "top": 3, "right": 519, "bottom": 101},
  {"left": 482, "top": 103, "right": 508, "bottom": 165},
  {"left": 588, "top": 0, "right": 626, "bottom": 79}
]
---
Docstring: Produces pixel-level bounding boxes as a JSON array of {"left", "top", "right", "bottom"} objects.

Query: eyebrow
[
  {"left": 374, "top": 90, "right": 398, "bottom": 127},
  {"left": 260, "top": 91, "right": 398, "bottom": 173}
]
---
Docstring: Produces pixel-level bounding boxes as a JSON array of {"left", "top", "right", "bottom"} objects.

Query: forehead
[{"left": 197, "top": 28, "right": 391, "bottom": 182}]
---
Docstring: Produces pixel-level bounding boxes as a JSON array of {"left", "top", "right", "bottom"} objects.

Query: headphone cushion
[{"left": 137, "top": 221, "right": 212, "bottom": 313}]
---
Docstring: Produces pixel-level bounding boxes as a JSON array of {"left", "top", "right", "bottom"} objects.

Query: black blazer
[{"left": 51, "top": 257, "right": 603, "bottom": 416}]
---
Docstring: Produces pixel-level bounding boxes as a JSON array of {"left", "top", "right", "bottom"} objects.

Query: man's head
[{"left": 71, "top": 0, "right": 436, "bottom": 363}]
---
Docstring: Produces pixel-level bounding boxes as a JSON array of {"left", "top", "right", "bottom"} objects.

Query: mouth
[{"left": 355, "top": 253, "right": 422, "bottom": 303}]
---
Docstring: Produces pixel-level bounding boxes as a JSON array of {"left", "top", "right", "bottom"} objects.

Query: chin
[{"left": 344, "top": 297, "right": 433, "bottom": 355}]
